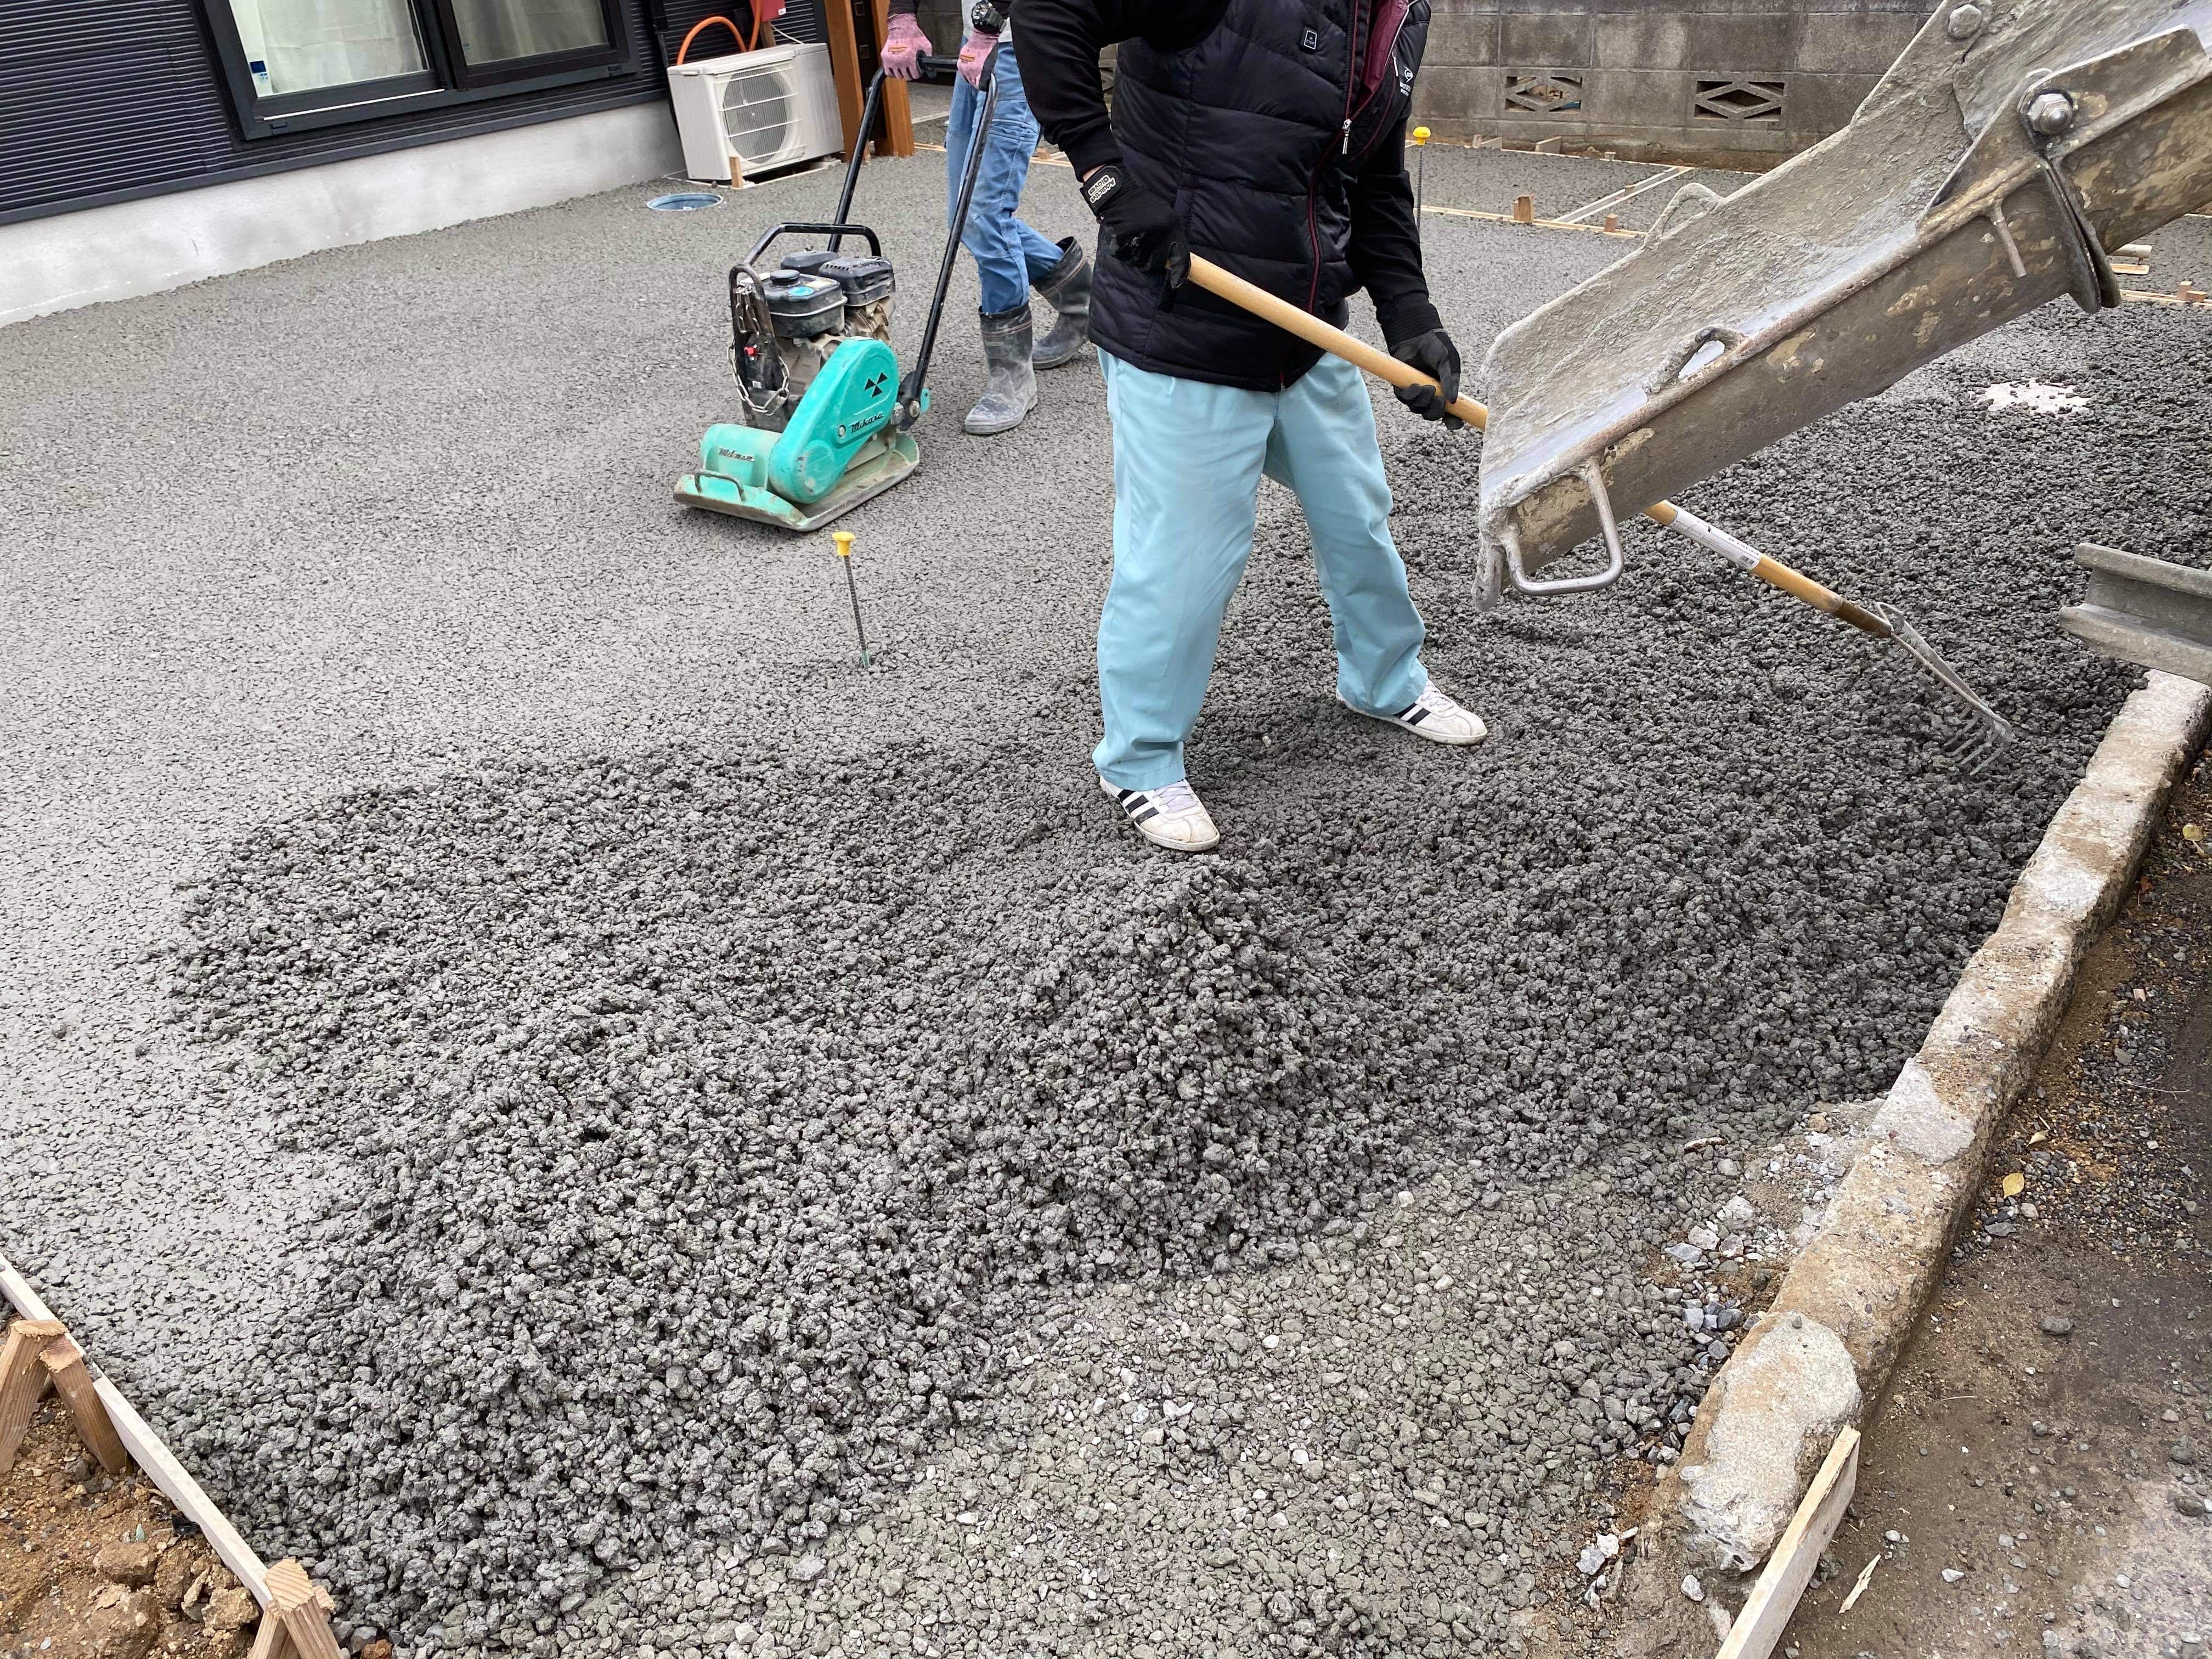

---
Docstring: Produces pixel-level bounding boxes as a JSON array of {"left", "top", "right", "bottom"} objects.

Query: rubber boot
[
  {"left": 966, "top": 303, "right": 1038, "bottom": 436},
  {"left": 1030, "top": 236, "right": 1093, "bottom": 370}
]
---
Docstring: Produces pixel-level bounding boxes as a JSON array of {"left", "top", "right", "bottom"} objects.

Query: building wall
[
  {"left": 0, "top": 0, "right": 828, "bottom": 227},
  {"left": 1412, "top": 0, "right": 1937, "bottom": 159},
  {"left": 1, "top": 103, "right": 681, "bottom": 326}
]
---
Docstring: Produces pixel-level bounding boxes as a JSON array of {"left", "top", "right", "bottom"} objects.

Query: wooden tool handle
[
  {"left": 1746, "top": 558, "right": 1888, "bottom": 635},
  {"left": 1184, "top": 256, "right": 1491, "bottom": 430}
]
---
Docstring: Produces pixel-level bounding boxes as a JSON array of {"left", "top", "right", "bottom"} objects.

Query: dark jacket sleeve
[
  {"left": 1018, "top": 0, "right": 1226, "bottom": 179},
  {"left": 1015, "top": 0, "right": 1133, "bottom": 177},
  {"left": 1346, "top": 123, "right": 1439, "bottom": 344}
]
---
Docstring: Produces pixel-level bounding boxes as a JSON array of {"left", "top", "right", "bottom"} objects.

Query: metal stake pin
[
  {"left": 832, "top": 529, "right": 872, "bottom": 667},
  {"left": 1411, "top": 125, "right": 1430, "bottom": 217}
]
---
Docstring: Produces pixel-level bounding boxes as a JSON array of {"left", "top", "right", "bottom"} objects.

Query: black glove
[
  {"left": 1080, "top": 164, "right": 1189, "bottom": 287},
  {"left": 1387, "top": 326, "right": 1465, "bottom": 430}
]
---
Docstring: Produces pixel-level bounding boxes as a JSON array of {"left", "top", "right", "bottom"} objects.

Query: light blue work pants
[
  {"left": 945, "top": 41, "right": 1065, "bottom": 314},
  {"left": 1093, "top": 350, "right": 1431, "bottom": 790}
]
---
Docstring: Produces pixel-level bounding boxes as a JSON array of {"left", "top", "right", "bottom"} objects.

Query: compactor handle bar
[
  {"left": 830, "top": 54, "right": 991, "bottom": 236},
  {"left": 827, "top": 54, "right": 1000, "bottom": 427},
  {"left": 743, "top": 222, "right": 883, "bottom": 264}
]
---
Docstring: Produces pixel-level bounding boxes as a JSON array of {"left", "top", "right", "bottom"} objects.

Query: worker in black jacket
[{"left": 1018, "top": 0, "right": 1486, "bottom": 853}]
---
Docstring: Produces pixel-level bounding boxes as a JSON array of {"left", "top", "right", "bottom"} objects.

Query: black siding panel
[{"left": 0, "top": 0, "right": 827, "bottom": 224}]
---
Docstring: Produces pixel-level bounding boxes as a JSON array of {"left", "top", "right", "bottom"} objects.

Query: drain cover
[{"left": 647, "top": 191, "right": 723, "bottom": 212}]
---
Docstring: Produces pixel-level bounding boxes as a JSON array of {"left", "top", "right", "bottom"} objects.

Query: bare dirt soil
[
  {"left": 1, "top": 1397, "right": 260, "bottom": 1659},
  {"left": 1786, "top": 751, "right": 2212, "bottom": 1659}
]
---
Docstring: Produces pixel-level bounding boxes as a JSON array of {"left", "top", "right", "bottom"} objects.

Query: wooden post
[
  {"left": 728, "top": 151, "right": 746, "bottom": 189},
  {"left": 39, "top": 1335, "right": 129, "bottom": 1474},
  {"left": 824, "top": 0, "right": 867, "bottom": 159},
  {"left": 867, "top": 0, "right": 915, "bottom": 157},
  {"left": 1512, "top": 194, "right": 1536, "bottom": 224},
  {"left": 0, "top": 1318, "right": 65, "bottom": 1473},
  {"left": 249, "top": 1560, "right": 345, "bottom": 1659}
]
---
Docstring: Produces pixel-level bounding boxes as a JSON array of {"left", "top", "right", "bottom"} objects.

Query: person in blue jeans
[{"left": 882, "top": 0, "right": 1093, "bottom": 435}]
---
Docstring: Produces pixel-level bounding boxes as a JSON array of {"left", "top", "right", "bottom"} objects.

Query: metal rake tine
[
  {"left": 1869, "top": 601, "right": 2018, "bottom": 759},
  {"left": 1658, "top": 506, "right": 2016, "bottom": 760},
  {"left": 1938, "top": 720, "right": 2009, "bottom": 778}
]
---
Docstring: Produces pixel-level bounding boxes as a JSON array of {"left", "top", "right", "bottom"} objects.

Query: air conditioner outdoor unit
[{"left": 668, "top": 43, "right": 842, "bottom": 185}]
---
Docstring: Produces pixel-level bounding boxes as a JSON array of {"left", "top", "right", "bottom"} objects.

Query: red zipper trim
[
  {"left": 1359, "top": 0, "right": 1410, "bottom": 101},
  {"left": 1346, "top": 0, "right": 1413, "bottom": 164}
]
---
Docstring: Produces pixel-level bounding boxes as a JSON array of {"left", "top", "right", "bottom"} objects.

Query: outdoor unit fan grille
[{"left": 723, "top": 67, "right": 798, "bottom": 167}]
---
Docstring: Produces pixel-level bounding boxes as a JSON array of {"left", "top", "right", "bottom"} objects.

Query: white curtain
[
  {"left": 228, "top": 0, "right": 427, "bottom": 96},
  {"left": 450, "top": 0, "right": 608, "bottom": 65}
]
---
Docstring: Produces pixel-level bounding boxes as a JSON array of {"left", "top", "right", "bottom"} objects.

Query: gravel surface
[{"left": 3, "top": 145, "right": 2209, "bottom": 1659}]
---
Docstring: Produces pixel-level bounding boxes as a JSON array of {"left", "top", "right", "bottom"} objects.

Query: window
[
  {"left": 1694, "top": 78, "right": 1785, "bottom": 124},
  {"left": 1504, "top": 72, "right": 1583, "bottom": 116},
  {"left": 201, "top": 0, "right": 634, "bottom": 136}
]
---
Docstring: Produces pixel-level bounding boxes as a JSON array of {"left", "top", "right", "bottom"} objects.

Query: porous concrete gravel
[{"left": 3, "top": 148, "right": 2209, "bottom": 1659}]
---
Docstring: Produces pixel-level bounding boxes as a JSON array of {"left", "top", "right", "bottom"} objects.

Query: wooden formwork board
[
  {"left": 1713, "top": 1426, "right": 1861, "bottom": 1659},
  {"left": 0, "top": 1246, "right": 341, "bottom": 1656}
]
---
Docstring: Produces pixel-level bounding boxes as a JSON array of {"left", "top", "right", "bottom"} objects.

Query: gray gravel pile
[
  {"left": 160, "top": 749, "right": 1415, "bottom": 1641},
  {"left": 147, "top": 300, "right": 2212, "bottom": 1657}
]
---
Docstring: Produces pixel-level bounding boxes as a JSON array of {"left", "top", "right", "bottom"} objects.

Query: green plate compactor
[{"left": 675, "top": 52, "right": 999, "bottom": 531}]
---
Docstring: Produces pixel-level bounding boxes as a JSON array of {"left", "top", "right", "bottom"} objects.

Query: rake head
[{"left": 1863, "top": 601, "right": 2019, "bottom": 776}]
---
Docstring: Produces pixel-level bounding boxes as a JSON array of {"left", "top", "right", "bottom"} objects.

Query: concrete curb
[{"left": 1618, "top": 671, "right": 2212, "bottom": 1655}]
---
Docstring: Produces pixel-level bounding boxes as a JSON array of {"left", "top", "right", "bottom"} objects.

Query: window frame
[{"left": 198, "top": 0, "right": 637, "bottom": 139}]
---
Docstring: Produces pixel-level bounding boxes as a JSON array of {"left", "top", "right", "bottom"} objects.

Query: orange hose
[{"left": 675, "top": 13, "right": 747, "bottom": 61}]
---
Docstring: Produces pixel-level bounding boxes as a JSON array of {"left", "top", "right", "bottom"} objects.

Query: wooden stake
[
  {"left": 0, "top": 1318, "right": 65, "bottom": 1474},
  {"left": 1714, "top": 1426, "right": 1861, "bottom": 1659},
  {"left": 823, "top": 0, "right": 866, "bottom": 160},
  {"left": 1512, "top": 193, "right": 1536, "bottom": 224},
  {"left": 250, "top": 1559, "right": 345, "bottom": 1659},
  {"left": 39, "top": 1334, "right": 129, "bottom": 1474}
]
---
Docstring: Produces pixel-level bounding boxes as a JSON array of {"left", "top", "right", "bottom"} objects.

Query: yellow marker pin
[
  {"left": 831, "top": 529, "right": 872, "bottom": 666},
  {"left": 1410, "top": 126, "right": 1431, "bottom": 217},
  {"left": 1411, "top": 126, "right": 1430, "bottom": 145}
]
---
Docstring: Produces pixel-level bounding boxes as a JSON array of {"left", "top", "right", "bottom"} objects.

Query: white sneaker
[
  {"left": 1099, "top": 776, "right": 1221, "bottom": 852},
  {"left": 1342, "top": 682, "right": 1487, "bottom": 746}
]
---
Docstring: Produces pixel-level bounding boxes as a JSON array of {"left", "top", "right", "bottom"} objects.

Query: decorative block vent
[
  {"left": 1504, "top": 71, "right": 1583, "bottom": 115},
  {"left": 1694, "top": 78, "right": 1785, "bottom": 123}
]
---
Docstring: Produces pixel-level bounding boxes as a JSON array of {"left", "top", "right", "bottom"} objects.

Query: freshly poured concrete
[{"left": 2, "top": 144, "right": 2207, "bottom": 1658}]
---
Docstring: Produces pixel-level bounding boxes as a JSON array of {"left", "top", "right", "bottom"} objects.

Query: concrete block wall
[{"left": 1414, "top": 0, "right": 1937, "bottom": 161}]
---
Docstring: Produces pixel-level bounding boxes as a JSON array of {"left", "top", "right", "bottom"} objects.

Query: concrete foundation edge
[
  {"left": 0, "top": 103, "right": 684, "bottom": 329},
  {"left": 1612, "top": 670, "right": 2212, "bottom": 1657}
]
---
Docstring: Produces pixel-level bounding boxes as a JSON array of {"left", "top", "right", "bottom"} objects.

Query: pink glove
[
  {"left": 881, "top": 13, "right": 929, "bottom": 78},
  {"left": 957, "top": 29, "right": 996, "bottom": 87}
]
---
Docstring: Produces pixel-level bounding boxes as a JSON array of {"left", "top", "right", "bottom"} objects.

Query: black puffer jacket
[{"left": 1021, "top": 0, "right": 1437, "bottom": 391}]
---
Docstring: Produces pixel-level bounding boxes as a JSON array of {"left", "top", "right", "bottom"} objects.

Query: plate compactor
[{"left": 675, "top": 54, "right": 997, "bottom": 531}]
